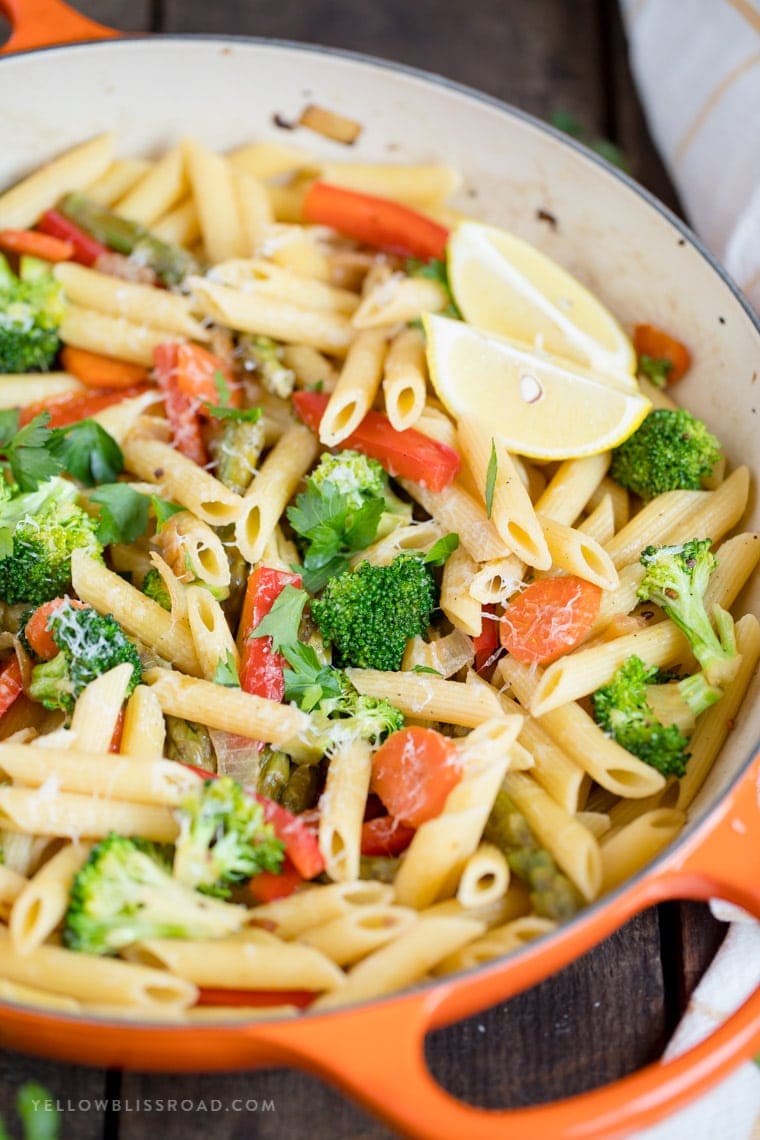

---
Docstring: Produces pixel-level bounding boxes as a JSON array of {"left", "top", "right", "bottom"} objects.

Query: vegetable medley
[{"left": 0, "top": 131, "right": 755, "bottom": 1019}]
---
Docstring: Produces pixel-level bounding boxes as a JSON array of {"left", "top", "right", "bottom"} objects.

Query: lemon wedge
[
  {"left": 424, "top": 314, "right": 651, "bottom": 460},
  {"left": 447, "top": 220, "right": 637, "bottom": 388}
]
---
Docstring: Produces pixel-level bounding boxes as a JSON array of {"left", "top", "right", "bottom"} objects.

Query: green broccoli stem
[
  {"left": 58, "top": 193, "right": 197, "bottom": 287},
  {"left": 484, "top": 789, "right": 580, "bottom": 922},
  {"left": 646, "top": 671, "right": 723, "bottom": 734}
]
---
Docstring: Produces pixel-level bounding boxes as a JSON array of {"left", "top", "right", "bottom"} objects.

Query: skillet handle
[
  {"left": 257, "top": 753, "right": 760, "bottom": 1140},
  {"left": 0, "top": 0, "right": 118, "bottom": 54}
]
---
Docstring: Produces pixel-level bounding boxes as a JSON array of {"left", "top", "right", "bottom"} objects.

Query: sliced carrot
[
  {"left": 174, "top": 343, "right": 239, "bottom": 408},
  {"left": 60, "top": 346, "right": 149, "bottom": 390},
  {"left": 0, "top": 228, "right": 74, "bottom": 263},
  {"left": 302, "top": 181, "right": 449, "bottom": 261},
  {"left": 370, "top": 726, "right": 462, "bottom": 829},
  {"left": 633, "top": 324, "right": 691, "bottom": 383},
  {"left": 24, "top": 599, "right": 83, "bottom": 660},
  {"left": 18, "top": 385, "right": 151, "bottom": 429},
  {"left": 499, "top": 576, "right": 601, "bottom": 665}
]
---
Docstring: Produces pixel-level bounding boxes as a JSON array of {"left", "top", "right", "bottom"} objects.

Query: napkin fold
[{"left": 619, "top": 3, "right": 760, "bottom": 1137}]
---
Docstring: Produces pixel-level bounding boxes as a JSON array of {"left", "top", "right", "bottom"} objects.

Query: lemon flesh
[
  {"left": 447, "top": 220, "right": 637, "bottom": 388},
  {"left": 424, "top": 314, "right": 651, "bottom": 460}
]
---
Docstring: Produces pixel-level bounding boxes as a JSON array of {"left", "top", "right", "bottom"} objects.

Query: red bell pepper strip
[
  {"left": 245, "top": 855, "right": 305, "bottom": 903},
  {"left": 153, "top": 342, "right": 207, "bottom": 466},
  {"left": 0, "top": 658, "right": 24, "bottom": 720},
  {"left": 293, "top": 390, "right": 460, "bottom": 492},
  {"left": 37, "top": 209, "right": 109, "bottom": 268},
  {"left": 473, "top": 604, "right": 502, "bottom": 673},
  {"left": 0, "top": 229, "right": 74, "bottom": 263},
  {"left": 239, "top": 566, "right": 303, "bottom": 703},
  {"left": 18, "top": 385, "right": 152, "bottom": 428},
  {"left": 195, "top": 985, "right": 316, "bottom": 1009},
  {"left": 360, "top": 815, "right": 415, "bottom": 857},
  {"left": 302, "top": 181, "right": 449, "bottom": 261}
]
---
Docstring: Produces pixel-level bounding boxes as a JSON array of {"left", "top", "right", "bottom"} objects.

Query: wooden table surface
[{"left": 0, "top": 2, "right": 729, "bottom": 1137}]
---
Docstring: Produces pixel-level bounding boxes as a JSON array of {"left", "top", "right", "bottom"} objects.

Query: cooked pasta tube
[
  {"left": 502, "top": 771, "right": 602, "bottom": 901},
  {"left": 185, "top": 587, "right": 239, "bottom": 681},
  {"left": 188, "top": 276, "right": 354, "bottom": 355},
  {"left": 59, "top": 304, "right": 175, "bottom": 367},
  {"left": 402, "top": 629, "right": 474, "bottom": 679},
  {"left": 676, "top": 614, "right": 760, "bottom": 811},
  {"left": 0, "top": 980, "right": 81, "bottom": 1014},
  {"left": 183, "top": 138, "right": 246, "bottom": 263},
  {"left": 435, "top": 916, "right": 558, "bottom": 975},
  {"left": 248, "top": 881, "right": 394, "bottom": 940},
  {"left": 704, "top": 533, "right": 760, "bottom": 612},
  {"left": 0, "top": 373, "right": 84, "bottom": 408},
  {"left": 497, "top": 656, "right": 667, "bottom": 799},
  {"left": 394, "top": 718, "right": 522, "bottom": 908},
  {"left": 0, "top": 743, "right": 202, "bottom": 805},
  {"left": 85, "top": 157, "right": 152, "bottom": 207},
  {"left": 235, "top": 423, "right": 319, "bottom": 564},
  {"left": 469, "top": 555, "right": 525, "bottom": 605},
  {"left": 120, "top": 685, "right": 166, "bottom": 759},
  {"left": 208, "top": 259, "right": 359, "bottom": 314},
  {"left": 69, "top": 663, "right": 134, "bottom": 753},
  {"left": 71, "top": 550, "right": 201, "bottom": 677},
  {"left": 576, "top": 811, "right": 612, "bottom": 839},
  {"left": 456, "top": 844, "right": 510, "bottom": 908},
  {"left": 605, "top": 784, "right": 679, "bottom": 831},
  {"left": 121, "top": 436, "right": 244, "bottom": 528},
  {"left": 159, "top": 512, "right": 231, "bottom": 590},
  {"left": 0, "top": 865, "right": 27, "bottom": 917},
  {"left": 0, "top": 929, "right": 197, "bottom": 1010},
  {"left": 530, "top": 620, "right": 690, "bottom": 717},
  {"left": 298, "top": 905, "right": 418, "bottom": 967},
  {"left": 665, "top": 466, "right": 750, "bottom": 547},
  {"left": 589, "top": 477, "right": 630, "bottom": 531},
  {"left": 232, "top": 170, "right": 274, "bottom": 253},
  {"left": 440, "top": 544, "right": 483, "bottom": 636},
  {"left": 538, "top": 514, "right": 619, "bottom": 590},
  {"left": 151, "top": 196, "right": 201, "bottom": 247},
  {"left": 0, "top": 832, "right": 52, "bottom": 877},
  {"left": 319, "top": 329, "right": 388, "bottom": 445},
  {"left": 54, "top": 262, "right": 207, "bottom": 339},
  {"left": 0, "top": 786, "right": 178, "bottom": 843},
  {"left": 600, "top": 809, "right": 686, "bottom": 893},
  {"left": 9, "top": 841, "right": 91, "bottom": 956},
  {"left": 91, "top": 390, "right": 163, "bottom": 446},
  {"left": 144, "top": 668, "right": 312, "bottom": 758},
  {"left": 457, "top": 416, "right": 551, "bottom": 569},
  {"left": 426, "top": 881, "right": 531, "bottom": 928},
  {"left": 383, "top": 326, "right": 427, "bottom": 430},
  {"left": 0, "top": 132, "right": 114, "bottom": 230},
  {"left": 352, "top": 274, "right": 448, "bottom": 328},
  {"left": 415, "top": 403, "right": 459, "bottom": 450},
  {"left": 399, "top": 479, "right": 506, "bottom": 563},
  {"left": 346, "top": 668, "right": 507, "bottom": 728},
  {"left": 319, "top": 739, "right": 372, "bottom": 883},
  {"left": 114, "top": 144, "right": 187, "bottom": 226},
  {"left": 319, "top": 162, "right": 461, "bottom": 204},
  {"left": 534, "top": 453, "right": 611, "bottom": 526},
  {"left": 578, "top": 494, "right": 616, "bottom": 545},
  {"left": 281, "top": 344, "right": 339, "bottom": 392},
  {"left": 312, "top": 915, "right": 485, "bottom": 1009},
  {"left": 591, "top": 562, "right": 645, "bottom": 633},
  {"left": 127, "top": 937, "right": 345, "bottom": 992},
  {"left": 354, "top": 520, "right": 444, "bottom": 569},
  {"left": 147, "top": 551, "right": 188, "bottom": 623}
]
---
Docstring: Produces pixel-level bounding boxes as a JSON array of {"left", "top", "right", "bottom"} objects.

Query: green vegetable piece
[
  {"left": 257, "top": 749, "right": 291, "bottom": 803},
  {"left": 142, "top": 567, "right": 172, "bottom": 611},
  {"left": 90, "top": 482, "right": 150, "bottom": 545},
  {"left": 48, "top": 419, "right": 124, "bottom": 487},
  {"left": 165, "top": 716, "right": 216, "bottom": 772},
  {"left": 15, "top": 1082, "right": 60, "bottom": 1140},
  {"left": 610, "top": 409, "right": 722, "bottom": 501},
  {"left": 212, "top": 650, "right": 241, "bottom": 688},
  {"left": 0, "top": 253, "right": 64, "bottom": 373},
  {"left": 281, "top": 762, "right": 320, "bottom": 815}
]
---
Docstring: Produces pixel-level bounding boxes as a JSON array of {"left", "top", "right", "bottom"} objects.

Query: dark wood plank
[
  {"left": 677, "top": 903, "right": 728, "bottom": 1008},
  {"left": 55, "top": 0, "right": 152, "bottom": 34}
]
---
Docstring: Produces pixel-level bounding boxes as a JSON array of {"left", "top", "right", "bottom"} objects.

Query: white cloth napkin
[{"left": 619, "top": 3, "right": 760, "bottom": 1136}]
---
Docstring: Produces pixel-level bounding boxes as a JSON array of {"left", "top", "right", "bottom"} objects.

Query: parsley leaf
[
  {"left": 485, "top": 439, "right": 498, "bottom": 519},
  {"left": 411, "top": 665, "right": 442, "bottom": 675},
  {"left": 212, "top": 650, "right": 241, "bottom": 688},
  {"left": 423, "top": 533, "right": 460, "bottom": 566},
  {"left": 638, "top": 354, "right": 673, "bottom": 389},
  {"left": 406, "top": 257, "right": 462, "bottom": 319},
  {"left": 250, "top": 585, "right": 309, "bottom": 652},
  {"left": 48, "top": 420, "right": 123, "bottom": 486},
  {"left": 282, "top": 642, "right": 342, "bottom": 712},
  {"left": 204, "top": 404, "right": 263, "bottom": 424},
  {"left": 90, "top": 484, "right": 150, "bottom": 545},
  {"left": 213, "top": 369, "right": 232, "bottom": 406},
  {"left": 0, "top": 411, "right": 63, "bottom": 492},
  {"left": 151, "top": 495, "right": 185, "bottom": 528},
  {"left": 287, "top": 481, "right": 384, "bottom": 594}
]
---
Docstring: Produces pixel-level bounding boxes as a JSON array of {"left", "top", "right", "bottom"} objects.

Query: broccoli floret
[
  {"left": 0, "top": 476, "right": 102, "bottom": 606},
  {"left": 62, "top": 834, "right": 245, "bottom": 955},
  {"left": 592, "top": 656, "right": 721, "bottom": 778},
  {"left": 310, "top": 553, "right": 436, "bottom": 671},
  {"left": 308, "top": 673, "right": 404, "bottom": 751},
  {"left": 142, "top": 567, "right": 171, "bottom": 611},
  {"left": 310, "top": 449, "right": 412, "bottom": 533},
  {"left": 610, "top": 409, "right": 722, "bottom": 501},
  {"left": 0, "top": 254, "right": 65, "bottom": 373},
  {"left": 638, "top": 540, "right": 740, "bottom": 687},
  {"left": 173, "top": 776, "right": 284, "bottom": 897},
  {"left": 28, "top": 600, "right": 142, "bottom": 714}
]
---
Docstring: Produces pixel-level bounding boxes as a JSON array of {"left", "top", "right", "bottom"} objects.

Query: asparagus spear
[
  {"left": 58, "top": 193, "right": 198, "bottom": 287},
  {"left": 281, "top": 762, "right": 320, "bottom": 814},
  {"left": 257, "top": 749, "right": 291, "bottom": 803},
  {"left": 237, "top": 334, "right": 295, "bottom": 398},
  {"left": 484, "top": 788, "right": 580, "bottom": 921},
  {"left": 210, "top": 417, "right": 266, "bottom": 496},
  {"left": 359, "top": 855, "right": 399, "bottom": 884},
  {"left": 165, "top": 716, "right": 216, "bottom": 773}
]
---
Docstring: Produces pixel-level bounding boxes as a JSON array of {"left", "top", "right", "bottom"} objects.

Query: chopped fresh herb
[
  {"left": 48, "top": 419, "right": 123, "bottom": 486},
  {"left": 406, "top": 257, "right": 462, "bottom": 319},
  {"left": 212, "top": 650, "right": 241, "bottom": 688},
  {"left": 423, "top": 533, "right": 460, "bottom": 566},
  {"left": 204, "top": 404, "right": 263, "bottom": 424},
  {"left": 89, "top": 483, "right": 150, "bottom": 545},
  {"left": 150, "top": 494, "right": 185, "bottom": 528},
  {"left": 485, "top": 440, "right": 498, "bottom": 519},
  {"left": 282, "top": 641, "right": 342, "bottom": 712},
  {"left": 213, "top": 368, "right": 232, "bottom": 406},
  {"left": 411, "top": 665, "right": 442, "bottom": 675},
  {"left": 287, "top": 481, "right": 384, "bottom": 593},
  {"left": 0, "top": 411, "right": 61, "bottom": 491},
  {"left": 638, "top": 354, "right": 673, "bottom": 389},
  {"left": 249, "top": 584, "right": 309, "bottom": 652}
]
